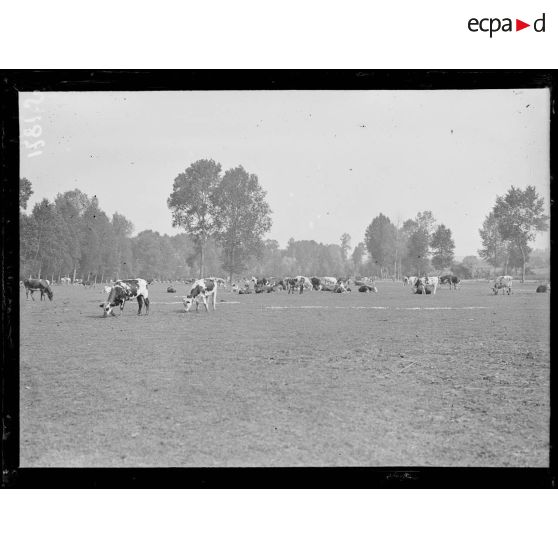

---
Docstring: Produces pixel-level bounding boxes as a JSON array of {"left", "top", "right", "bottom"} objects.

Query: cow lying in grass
[
  {"left": 358, "top": 285, "right": 378, "bottom": 293},
  {"left": 414, "top": 277, "right": 439, "bottom": 295},
  {"left": 101, "top": 279, "right": 149, "bottom": 317},
  {"left": 24, "top": 278, "right": 54, "bottom": 301},
  {"left": 536, "top": 284, "right": 550, "bottom": 293},
  {"left": 183, "top": 278, "right": 217, "bottom": 312}
]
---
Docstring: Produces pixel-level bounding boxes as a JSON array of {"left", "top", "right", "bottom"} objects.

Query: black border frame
[{"left": 1, "top": 70, "right": 555, "bottom": 488}]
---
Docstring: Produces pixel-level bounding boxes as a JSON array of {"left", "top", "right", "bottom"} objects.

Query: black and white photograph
[{"left": 10, "top": 76, "right": 551, "bottom": 476}]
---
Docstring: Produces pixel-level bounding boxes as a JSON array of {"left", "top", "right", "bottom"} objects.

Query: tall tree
[
  {"left": 168, "top": 159, "right": 222, "bottom": 277},
  {"left": 415, "top": 210, "right": 437, "bottom": 236},
  {"left": 211, "top": 165, "right": 272, "bottom": 282},
  {"left": 55, "top": 189, "right": 90, "bottom": 281},
  {"left": 462, "top": 255, "right": 481, "bottom": 279},
  {"left": 340, "top": 233, "right": 351, "bottom": 262},
  {"left": 430, "top": 224, "right": 455, "bottom": 272},
  {"left": 478, "top": 211, "right": 508, "bottom": 277},
  {"left": 407, "top": 228, "right": 431, "bottom": 275},
  {"left": 20, "top": 177, "right": 33, "bottom": 210},
  {"left": 492, "top": 186, "right": 549, "bottom": 282},
  {"left": 351, "top": 242, "right": 366, "bottom": 275},
  {"left": 112, "top": 212, "right": 135, "bottom": 279},
  {"left": 364, "top": 213, "right": 397, "bottom": 278}
]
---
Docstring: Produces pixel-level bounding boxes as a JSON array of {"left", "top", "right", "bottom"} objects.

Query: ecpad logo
[{"left": 468, "top": 13, "right": 545, "bottom": 37}]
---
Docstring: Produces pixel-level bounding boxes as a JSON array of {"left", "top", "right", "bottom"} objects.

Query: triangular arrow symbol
[{"left": 516, "top": 19, "right": 530, "bottom": 31}]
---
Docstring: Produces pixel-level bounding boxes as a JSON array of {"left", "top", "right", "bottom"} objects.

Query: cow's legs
[
  {"left": 29, "top": 289, "right": 35, "bottom": 301},
  {"left": 137, "top": 295, "right": 144, "bottom": 315},
  {"left": 144, "top": 297, "right": 150, "bottom": 315}
]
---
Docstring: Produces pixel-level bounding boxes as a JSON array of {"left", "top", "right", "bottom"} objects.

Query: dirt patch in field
[{"left": 20, "top": 281, "right": 550, "bottom": 466}]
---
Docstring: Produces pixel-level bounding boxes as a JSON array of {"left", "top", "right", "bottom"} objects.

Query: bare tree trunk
[
  {"left": 520, "top": 245, "right": 526, "bottom": 283},
  {"left": 200, "top": 243, "right": 205, "bottom": 279}
]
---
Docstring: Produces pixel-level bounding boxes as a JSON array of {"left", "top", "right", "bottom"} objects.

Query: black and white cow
[
  {"left": 333, "top": 283, "right": 351, "bottom": 293},
  {"left": 493, "top": 275, "right": 512, "bottom": 295},
  {"left": 310, "top": 277, "right": 322, "bottom": 291},
  {"left": 358, "top": 285, "right": 378, "bottom": 293},
  {"left": 414, "top": 276, "right": 439, "bottom": 295},
  {"left": 100, "top": 279, "right": 149, "bottom": 317},
  {"left": 440, "top": 274, "right": 461, "bottom": 290},
  {"left": 24, "top": 278, "right": 54, "bottom": 301},
  {"left": 182, "top": 278, "right": 217, "bottom": 312},
  {"left": 285, "top": 277, "right": 298, "bottom": 294}
]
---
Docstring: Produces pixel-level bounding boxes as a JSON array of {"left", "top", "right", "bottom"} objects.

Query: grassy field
[{"left": 20, "top": 280, "right": 550, "bottom": 467}]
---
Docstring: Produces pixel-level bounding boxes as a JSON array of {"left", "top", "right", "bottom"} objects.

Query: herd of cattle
[{"left": 21, "top": 273, "right": 550, "bottom": 317}]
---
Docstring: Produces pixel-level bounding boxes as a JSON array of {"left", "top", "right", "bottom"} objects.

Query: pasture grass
[{"left": 20, "top": 280, "right": 549, "bottom": 467}]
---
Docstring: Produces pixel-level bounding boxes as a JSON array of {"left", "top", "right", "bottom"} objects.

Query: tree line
[
  {"left": 478, "top": 186, "right": 548, "bottom": 282},
  {"left": 19, "top": 164, "right": 548, "bottom": 284}
]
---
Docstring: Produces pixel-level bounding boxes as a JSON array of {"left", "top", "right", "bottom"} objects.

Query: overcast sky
[{"left": 20, "top": 89, "right": 550, "bottom": 259}]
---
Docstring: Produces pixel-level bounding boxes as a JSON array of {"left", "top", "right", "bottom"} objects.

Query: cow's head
[
  {"left": 102, "top": 285, "right": 124, "bottom": 317},
  {"left": 182, "top": 296, "right": 193, "bottom": 312}
]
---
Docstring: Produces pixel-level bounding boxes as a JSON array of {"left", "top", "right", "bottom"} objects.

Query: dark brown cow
[{"left": 24, "top": 279, "right": 53, "bottom": 301}]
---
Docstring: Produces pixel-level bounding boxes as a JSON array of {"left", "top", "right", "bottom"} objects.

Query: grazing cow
[
  {"left": 493, "top": 276, "right": 513, "bottom": 295},
  {"left": 101, "top": 279, "right": 149, "bottom": 317},
  {"left": 403, "top": 276, "right": 409, "bottom": 286},
  {"left": 440, "top": 274, "right": 461, "bottom": 290},
  {"left": 24, "top": 279, "right": 54, "bottom": 301},
  {"left": 358, "top": 285, "right": 378, "bottom": 293},
  {"left": 183, "top": 278, "right": 217, "bottom": 312}
]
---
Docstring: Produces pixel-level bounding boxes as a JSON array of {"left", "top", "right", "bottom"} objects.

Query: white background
[
  {"left": 1, "top": 0, "right": 556, "bottom": 68},
  {"left": 2, "top": 490, "right": 557, "bottom": 557},
  {"left": 2, "top": 1, "right": 555, "bottom": 555}
]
